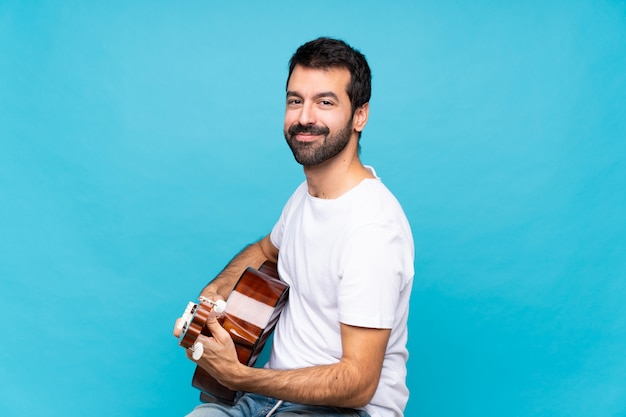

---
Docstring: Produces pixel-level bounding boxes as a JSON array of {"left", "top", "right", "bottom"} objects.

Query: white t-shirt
[{"left": 268, "top": 167, "right": 414, "bottom": 417}]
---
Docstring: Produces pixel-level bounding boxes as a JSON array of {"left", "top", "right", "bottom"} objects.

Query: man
[{"left": 176, "top": 37, "right": 414, "bottom": 417}]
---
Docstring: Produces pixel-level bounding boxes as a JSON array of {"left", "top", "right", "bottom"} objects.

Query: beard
[{"left": 284, "top": 118, "right": 353, "bottom": 167}]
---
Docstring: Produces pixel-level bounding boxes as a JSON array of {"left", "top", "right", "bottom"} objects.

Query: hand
[
  {"left": 187, "top": 313, "right": 241, "bottom": 388},
  {"left": 199, "top": 290, "right": 225, "bottom": 305}
]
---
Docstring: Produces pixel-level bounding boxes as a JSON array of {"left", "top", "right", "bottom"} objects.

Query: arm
[
  {"left": 200, "top": 234, "right": 278, "bottom": 300},
  {"left": 173, "top": 234, "right": 277, "bottom": 338},
  {"left": 192, "top": 317, "right": 391, "bottom": 408}
]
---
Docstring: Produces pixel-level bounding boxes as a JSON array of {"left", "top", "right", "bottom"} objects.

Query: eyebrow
[{"left": 286, "top": 91, "right": 340, "bottom": 101}]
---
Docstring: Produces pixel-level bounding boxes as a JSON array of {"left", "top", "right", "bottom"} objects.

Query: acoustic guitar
[{"left": 177, "top": 261, "right": 289, "bottom": 404}]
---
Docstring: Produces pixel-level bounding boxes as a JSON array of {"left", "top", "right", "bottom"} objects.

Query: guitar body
[{"left": 178, "top": 261, "right": 289, "bottom": 404}]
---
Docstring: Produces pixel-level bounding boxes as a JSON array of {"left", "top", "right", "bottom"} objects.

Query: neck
[{"left": 303, "top": 138, "right": 374, "bottom": 199}]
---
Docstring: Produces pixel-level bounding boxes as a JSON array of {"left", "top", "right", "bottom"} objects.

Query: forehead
[{"left": 287, "top": 65, "right": 351, "bottom": 97}]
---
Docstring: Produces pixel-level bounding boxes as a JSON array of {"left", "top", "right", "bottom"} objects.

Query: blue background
[{"left": 1, "top": 1, "right": 625, "bottom": 416}]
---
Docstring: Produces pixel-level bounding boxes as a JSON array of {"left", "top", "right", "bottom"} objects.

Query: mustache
[{"left": 288, "top": 123, "right": 330, "bottom": 137}]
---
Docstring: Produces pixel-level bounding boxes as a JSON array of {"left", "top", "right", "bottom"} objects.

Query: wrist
[{"left": 222, "top": 361, "right": 254, "bottom": 391}]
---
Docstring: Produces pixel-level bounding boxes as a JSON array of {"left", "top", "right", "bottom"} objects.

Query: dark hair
[{"left": 287, "top": 37, "right": 371, "bottom": 114}]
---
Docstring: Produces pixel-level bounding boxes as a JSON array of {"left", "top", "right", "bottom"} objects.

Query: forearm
[
  {"left": 191, "top": 318, "right": 388, "bottom": 409},
  {"left": 224, "top": 360, "right": 377, "bottom": 408},
  {"left": 200, "top": 235, "right": 277, "bottom": 299}
]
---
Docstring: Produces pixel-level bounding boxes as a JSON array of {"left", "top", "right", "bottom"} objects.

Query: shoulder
[
  {"left": 281, "top": 181, "right": 309, "bottom": 211},
  {"left": 350, "top": 178, "right": 409, "bottom": 224}
]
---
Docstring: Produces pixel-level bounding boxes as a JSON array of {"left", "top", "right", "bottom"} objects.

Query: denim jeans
[{"left": 185, "top": 393, "right": 371, "bottom": 417}]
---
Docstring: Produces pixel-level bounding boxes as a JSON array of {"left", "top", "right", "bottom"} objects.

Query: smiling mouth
[
  {"left": 294, "top": 132, "right": 322, "bottom": 142},
  {"left": 288, "top": 123, "right": 330, "bottom": 138}
]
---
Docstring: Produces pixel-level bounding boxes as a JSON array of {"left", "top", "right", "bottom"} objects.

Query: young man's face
[{"left": 283, "top": 65, "right": 357, "bottom": 167}]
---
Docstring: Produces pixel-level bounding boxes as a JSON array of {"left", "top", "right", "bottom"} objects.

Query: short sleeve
[{"left": 337, "top": 222, "right": 414, "bottom": 329}]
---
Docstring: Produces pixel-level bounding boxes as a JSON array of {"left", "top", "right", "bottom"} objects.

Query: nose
[{"left": 298, "top": 102, "right": 316, "bottom": 126}]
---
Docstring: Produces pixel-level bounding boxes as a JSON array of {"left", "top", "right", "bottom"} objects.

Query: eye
[
  {"left": 319, "top": 100, "right": 334, "bottom": 107},
  {"left": 287, "top": 98, "right": 302, "bottom": 106}
]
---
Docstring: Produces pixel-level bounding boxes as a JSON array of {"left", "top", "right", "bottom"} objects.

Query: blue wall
[{"left": 1, "top": 1, "right": 625, "bottom": 416}]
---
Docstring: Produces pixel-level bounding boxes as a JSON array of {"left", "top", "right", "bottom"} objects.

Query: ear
[{"left": 352, "top": 103, "right": 369, "bottom": 133}]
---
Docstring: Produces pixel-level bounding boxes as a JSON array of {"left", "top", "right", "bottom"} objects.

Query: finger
[
  {"left": 199, "top": 295, "right": 227, "bottom": 314},
  {"left": 204, "top": 314, "right": 231, "bottom": 344},
  {"left": 173, "top": 318, "right": 182, "bottom": 338},
  {"left": 199, "top": 292, "right": 226, "bottom": 304}
]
